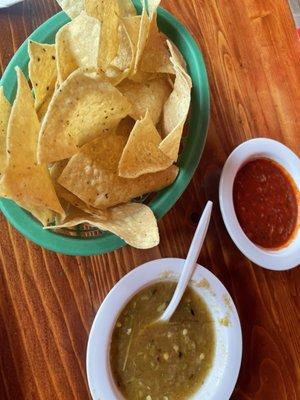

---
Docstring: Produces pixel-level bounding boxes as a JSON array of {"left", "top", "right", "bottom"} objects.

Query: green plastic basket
[{"left": 0, "top": 3, "right": 209, "bottom": 256}]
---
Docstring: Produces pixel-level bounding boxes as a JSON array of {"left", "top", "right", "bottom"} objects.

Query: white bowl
[
  {"left": 86, "top": 258, "right": 242, "bottom": 400},
  {"left": 219, "top": 138, "right": 300, "bottom": 271}
]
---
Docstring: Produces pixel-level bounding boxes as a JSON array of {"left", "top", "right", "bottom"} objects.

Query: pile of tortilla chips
[{"left": 0, "top": 0, "right": 192, "bottom": 250}]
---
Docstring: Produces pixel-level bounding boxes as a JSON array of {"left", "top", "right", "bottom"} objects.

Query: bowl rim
[
  {"left": 86, "top": 258, "right": 243, "bottom": 400},
  {"left": 0, "top": 4, "right": 210, "bottom": 256},
  {"left": 219, "top": 138, "right": 300, "bottom": 271}
]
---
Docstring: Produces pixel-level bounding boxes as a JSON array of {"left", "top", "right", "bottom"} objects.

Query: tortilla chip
[
  {"left": 117, "top": 77, "right": 171, "bottom": 125},
  {"left": 83, "top": 0, "right": 136, "bottom": 18},
  {"left": 110, "top": 22, "right": 133, "bottom": 72},
  {"left": 104, "top": 65, "right": 122, "bottom": 80},
  {"left": 37, "top": 92, "right": 53, "bottom": 121},
  {"left": 118, "top": 15, "right": 143, "bottom": 81},
  {"left": 58, "top": 130, "right": 179, "bottom": 208},
  {"left": 163, "top": 43, "right": 191, "bottom": 134},
  {"left": 50, "top": 159, "right": 81, "bottom": 209},
  {"left": 50, "top": 160, "right": 108, "bottom": 219},
  {"left": 117, "top": 0, "right": 137, "bottom": 17},
  {"left": 121, "top": 15, "right": 158, "bottom": 85},
  {"left": 105, "top": 8, "right": 141, "bottom": 85},
  {"left": 105, "top": 19, "right": 135, "bottom": 86},
  {"left": 85, "top": 0, "right": 120, "bottom": 71},
  {"left": 158, "top": 43, "right": 192, "bottom": 161},
  {"left": 128, "top": 69, "right": 157, "bottom": 83},
  {"left": 56, "top": 0, "right": 84, "bottom": 19},
  {"left": 118, "top": 111, "right": 172, "bottom": 178},
  {"left": 56, "top": 183, "right": 90, "bottom": 211},
  {"left": 167, "top": 40, "right": 190, "bottom": 80},
  {"left": 0, "top": 68, "right": 65, "bottom": 224},
  {"left": 130, "top": 0, "right": 165, "bottom": 78},
  {"left": 159, "top": 120, "right": 186, "bottom": 162},
  {"left": 49, "top": 119, "right": 134, "bottom": 192},
  {"left": 56, "top": 12, "right": 100, "bottom": 84},
  {"left": 47, "top": 202, "right": 159, "bottom": 249},
  {"left": 0, "top": 88, "right": 11, "bottom": 177},
  {"left": 140, "top": 14, "right": 173, "bottom": 74},
  {"left": 37, "top": 68, "right": 132, "bottom": 164},
  {"left": 147, "top": 0, "right": 161, "bottom": 16},
  {"left": 28, "top": 41, "right": 57, "bottom": 110},
  {"left": 133, "top": 0, "right": 150, "bottom": 74},
  {"left": 28, "top": 206, "right": 56, "bottom": 226},
  {"left": 122, "top": 15, "right": 141, "bottom": 49},
  {"left": 161, "top": 78, "right": 189, "bottom": 135}
]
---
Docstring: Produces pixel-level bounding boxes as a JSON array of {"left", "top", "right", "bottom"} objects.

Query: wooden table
[{"left": 0, "top": 1, "right": 299, "bottom": 399}]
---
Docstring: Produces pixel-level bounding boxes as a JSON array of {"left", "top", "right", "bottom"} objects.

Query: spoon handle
[{"left": 160, "top": 201, "right": 213, "bottom": 322}]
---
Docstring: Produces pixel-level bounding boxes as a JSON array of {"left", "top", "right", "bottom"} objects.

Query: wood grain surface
[{"left": 0, "top": 0, "right": 299, "bottom": 399}]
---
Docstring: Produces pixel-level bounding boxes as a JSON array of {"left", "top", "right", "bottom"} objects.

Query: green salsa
[{"left": 110, "top": 281, "right": 216, "bottom": 400}]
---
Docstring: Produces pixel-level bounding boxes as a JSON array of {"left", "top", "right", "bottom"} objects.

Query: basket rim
[{"left": 0, "top": 4, "right": 210, "bottom": 256}]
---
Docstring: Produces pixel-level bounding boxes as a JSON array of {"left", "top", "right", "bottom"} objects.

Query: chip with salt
[
  {"left": 0, "top": 68, "right": 65, "bottom": 224},
  {"left": 110, "top": 21, "right": 134, "bottom": 73},
  {"left": 58, "top": 129, "right": 179, "bottom": 208},
  {"left": 118, "top": 110, "right": 172, "bottom": 178},
  {"left": 117, "top": 0, "right": 137, "bottom": 17},
  {"left": 56, "top": 12, "right": 101, "bottom": 84},
  {"left": 50, "top": 121, "right": 132, "bottom": 225},
  {"left": 28, "top": 41, "right": 57, "bottom": 111},
  {"left": 106, "top": 3, "right": 138, "bottom": 77},
  {"left": 117, "top": 76, "right": 171, "bottom": 125},
  {"left": 128, "top": 0, "right": 166, "bottom": 80},
  {"left": 158, "top": 42, "right": 192, "bottom": 161},
  {"left": 37, "top": 68, "right": 132, "bottom": 164},
  {"left": 132, "top": 0, "right": 150, "bottom": 74},
  {"left": 162, "top": 42, "right": 192, "bottom": 135},
  {"left": 105, "top": 20, "right": 135, "bottom": 86},
  {"left": 167, "top": 39, "right": 190, "bottom": 81},
  {"left": 122, "top": 15, "right": 141, "bottom": 51},
  {"left": 50, "top": 160, "right": 108, "bottom": 220},
  {"left": 159, "top": 120, "right": 186, "bottom": 162},
  {"left": 120, "top": 15, "right": 146, "bottom": 81},
  {"left": 118, "top": 13, "right": 157, "bottom": 84},
  {"left": 140, "top": 14, "right": 173, "bottom": 74},
  {"left": 85, "top": 0, "right": 120, "bottom": 71},
  {"left": 56, "top": 0, "right": 84, "bottom": 19},
  {"left": 47, "top": 202, "right": 159, "bottom": 249},
  {"left": 58, "top": 0, "right": 136, "bottom": 19},
  {"left": 36, "top": 90, "right": 55, "bottom": 121},
  {"left": 0, "top": 87, "right": 11, "bottom": 178}
]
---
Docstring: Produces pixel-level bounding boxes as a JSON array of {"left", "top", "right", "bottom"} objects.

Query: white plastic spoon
[{"left": 159, "top": 200, "right": 213, "bottom": 322}]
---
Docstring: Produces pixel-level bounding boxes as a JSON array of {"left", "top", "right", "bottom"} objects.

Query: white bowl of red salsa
[{"left": 219, "top": 138, "right": 300, "bottom": 270}]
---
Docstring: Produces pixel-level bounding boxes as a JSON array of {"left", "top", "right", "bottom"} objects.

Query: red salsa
[{"left": 233, "top": 158, "right": 298, "bottom": 248}]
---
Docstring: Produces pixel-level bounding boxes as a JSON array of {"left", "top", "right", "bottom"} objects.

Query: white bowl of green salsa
[{"left": 86, "top": 258, "right": 242, "bottom": 400}]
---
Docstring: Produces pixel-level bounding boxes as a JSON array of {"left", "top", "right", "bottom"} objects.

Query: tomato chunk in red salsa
[{"left": 233, "top": 158, "right": 298, "bottom": 248}]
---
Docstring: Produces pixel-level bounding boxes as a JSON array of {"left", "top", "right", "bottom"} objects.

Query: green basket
[{"left": 0, "top": 3, "right": 210, "bottom": 256}]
